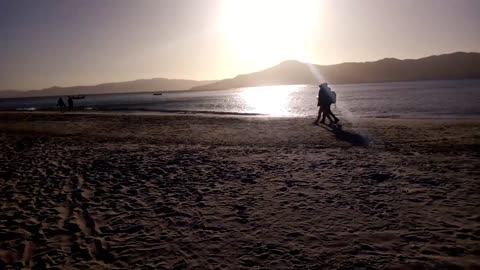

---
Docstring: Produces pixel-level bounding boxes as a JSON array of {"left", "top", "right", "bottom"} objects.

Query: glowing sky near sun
[{"left": 1, "top": 0, "right": 479, "bottom": 90}]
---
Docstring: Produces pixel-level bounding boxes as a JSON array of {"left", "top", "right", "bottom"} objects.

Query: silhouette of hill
[
  {"left": 0, "top": 78, "right": 217, "bottom": 98},
  {"left": 191, "top": 52, "right": 480, "bottom": 90},
  {"left": 2, "top": 52, "right": 479, "bottom": 98}
]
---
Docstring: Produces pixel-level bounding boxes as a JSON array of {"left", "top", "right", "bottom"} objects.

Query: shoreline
[
  {"left": 2, "top": 78, "right": 480, "bottom": 100},
  {"left": 2, "top": 110, "right": 480, "bottom": 121}
]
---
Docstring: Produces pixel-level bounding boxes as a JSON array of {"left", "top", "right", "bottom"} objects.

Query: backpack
[{"left": 330, "top": 90, "right": 337, "bottom": 104}]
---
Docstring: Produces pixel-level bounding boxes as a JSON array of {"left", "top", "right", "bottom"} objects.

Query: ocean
[{"left": 1, "top": 80, "right": 479, "bottom": 119}]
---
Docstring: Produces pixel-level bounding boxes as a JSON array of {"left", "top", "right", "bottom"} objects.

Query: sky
[{"left": 1, "top": 0, "right": 479, "bottom": 90}]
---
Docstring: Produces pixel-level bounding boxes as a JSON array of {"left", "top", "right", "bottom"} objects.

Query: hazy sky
[{"left": 1, "top": 0, "right": 479, "bottom": 90}]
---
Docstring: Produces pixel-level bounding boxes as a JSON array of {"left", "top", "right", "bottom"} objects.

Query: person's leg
[
  {"left": 315, "top": 106, "right": 322, "bottom": 124},
  {"left": 330, "top": 111, "right": 339, "bottom": 123},
  {"left": 321, "top": 107, "right": 330, "bottom": 123},
  {"left": 322, "top": 107, "right": 333, "bottom": 124},
  {"left": 327, "top": 105, "right": 339, "bottom": 123}
]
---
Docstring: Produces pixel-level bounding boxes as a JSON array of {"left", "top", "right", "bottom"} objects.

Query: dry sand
[{"left": 0, "top": 112, "right": 479, "bottom": 269}]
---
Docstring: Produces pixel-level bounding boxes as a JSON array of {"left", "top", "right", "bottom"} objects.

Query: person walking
[
  {"left": 315, "top": 83, "right": 339, "bottom": 125},
  {"left": 315, "top": 90, "right": 332, "bottom": 124}
]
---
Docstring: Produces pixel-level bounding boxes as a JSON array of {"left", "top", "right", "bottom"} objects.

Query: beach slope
[{"left": 0, "top": 113, "right": 479, "bottom": 269}]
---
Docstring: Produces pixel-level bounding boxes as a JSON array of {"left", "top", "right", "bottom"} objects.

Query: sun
[{"left": 221, "top": 0, "right": 320, "bottom": 70}]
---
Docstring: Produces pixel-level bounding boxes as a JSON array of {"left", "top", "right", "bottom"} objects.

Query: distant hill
[
  {"left": 2, "top": 52, "right": 479, "bottom": 98},
  {"left": 191, "top": 52, "right": 480, "bottom": 90},
  {"left": 0, "top": 78, "right": 217, "bottom": 98}
]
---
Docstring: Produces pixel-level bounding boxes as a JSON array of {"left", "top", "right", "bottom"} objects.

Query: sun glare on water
[
  {"left": 221, "top": 0, "right": 320, "bottom": 69},
  {"left": 241, "top": 86, "right": 297, "bottom": 116}
]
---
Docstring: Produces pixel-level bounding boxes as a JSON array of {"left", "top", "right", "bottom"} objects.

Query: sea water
[{"left": 1, "top": 80, "right": 479, "bottom": 119}]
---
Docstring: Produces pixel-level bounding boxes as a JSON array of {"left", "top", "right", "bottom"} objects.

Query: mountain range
[
  {"left": 192, "top": 52, "right": 480, "bottom": 90},
  {"left": 1, "top": 52, "right": 479, "bottom": 98},
  {"left": 0, "top": 79, "right": 216, "bottom": 99}
]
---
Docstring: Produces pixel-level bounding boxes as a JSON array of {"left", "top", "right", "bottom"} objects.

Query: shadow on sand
[{"left": 318, "top": 123, "right": 369, "bottom": 146}]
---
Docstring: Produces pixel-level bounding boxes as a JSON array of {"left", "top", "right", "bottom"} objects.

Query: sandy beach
[{"left": 0, "top": 112, "right": 479, "bottom": 269}]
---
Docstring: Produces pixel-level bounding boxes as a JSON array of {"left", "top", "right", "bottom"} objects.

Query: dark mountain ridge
[
  {"left": 191, "top": 52, "right": 480, "bottom": 90},
  {"left": 0, "top": 78, "right": 217, "bottom": 98}
]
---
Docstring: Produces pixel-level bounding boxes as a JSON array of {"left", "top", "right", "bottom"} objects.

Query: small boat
[
  {"left": 153, "top": 93, "right": 163, "bottom": 96},
  {"left": 71, "top": 95, "right": 85, "bottom": 99}
]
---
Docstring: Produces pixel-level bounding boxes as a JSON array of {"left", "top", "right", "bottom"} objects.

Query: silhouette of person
[
  {"left": 315, "top": 83, "right": 339, "bottom": 125},
  {"left": 68, "top": 96, "right": 74, "bottom": 111},
  {"left": 315, "top": 92, "right": 332, "bottom": 124},
  {"left": 57, "top": 97, "right": 66, "bottom": 113}
]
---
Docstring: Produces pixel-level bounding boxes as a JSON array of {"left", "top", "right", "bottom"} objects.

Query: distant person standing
[
  {"left": 68, "top": 96, "right": 74, "bottom": 111},
  {"left": 57, "top": 97, "right": 66, "bottom": 112}
]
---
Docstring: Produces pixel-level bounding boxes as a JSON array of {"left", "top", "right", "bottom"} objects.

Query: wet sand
[{"left": 0, "top": 112, "right": 479, "bottom": 269}]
